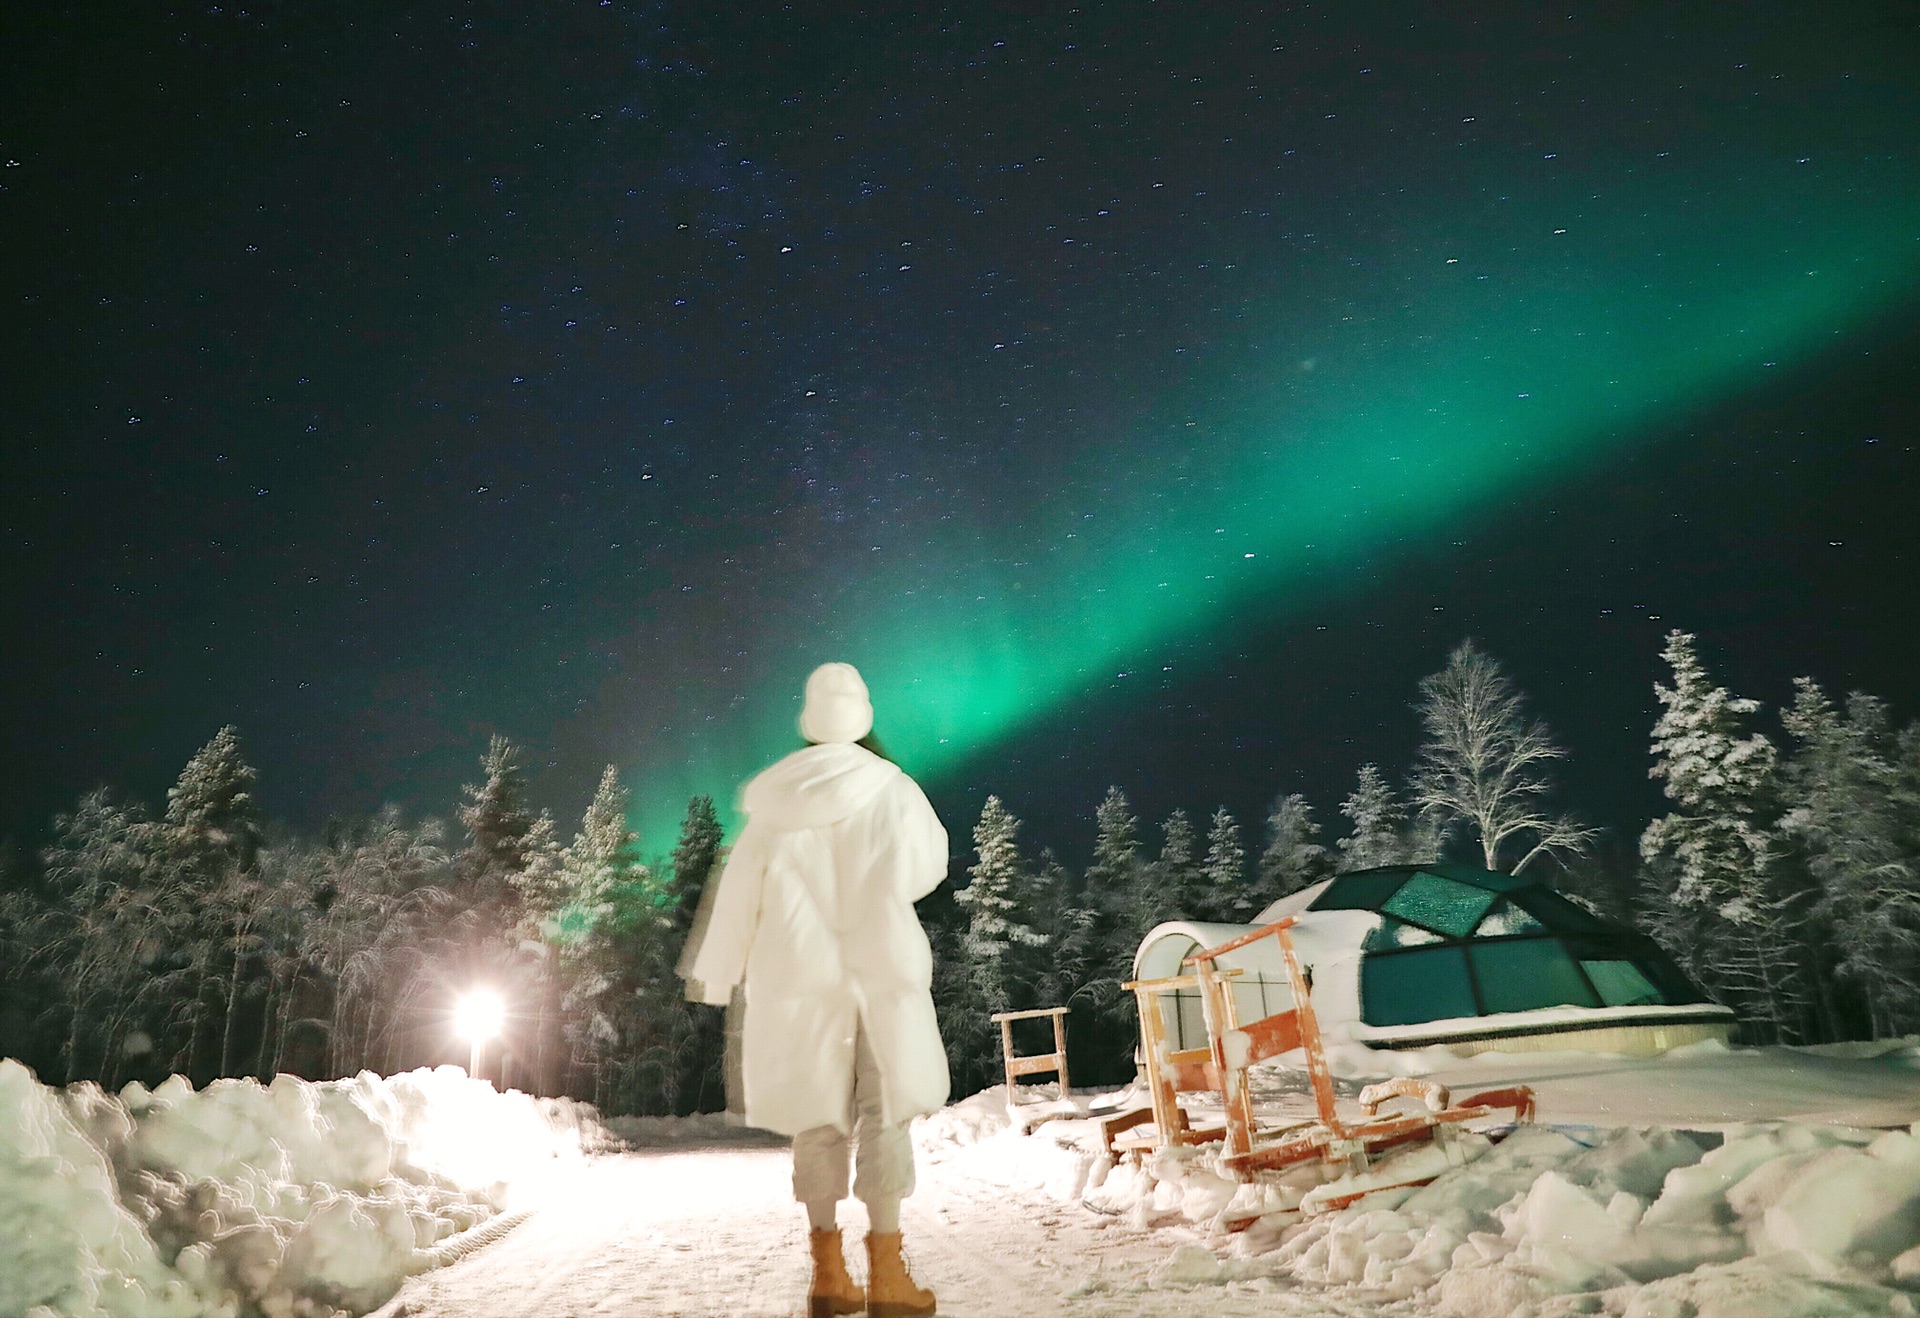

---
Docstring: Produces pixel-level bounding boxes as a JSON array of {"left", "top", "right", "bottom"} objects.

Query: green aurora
[{"left": 627, "top": 165, "right": 1920, "bottom": 853}]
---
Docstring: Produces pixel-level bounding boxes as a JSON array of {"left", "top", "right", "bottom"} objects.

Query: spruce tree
[
  {"left": 1339, "top": 765, "right": 1406, "bottom": 870},
  {"left": 1257, "top": 792, "right": 1328, "bottom": 906},
  {"left": 1086, "top": 787, "right": 1148, "bottom": 1026},
  {"left": 958, "top": 796, "right": 1046, "bottom": 1014},
  {"left": 458, "top": 734, "right": 538, "bottom": 890},
  {"left": 1029, "top": 848, "right": 1096, "bottom": 1014},
  {"left": 557, "top": 765, "right": 644, "bottom": 945},
  {"left": 165, "top": 725, "right": 264, "bottom": 872},
  {"left": 1200, "top": 808, "right": 1245, "bottom": 920},
  {"left": 1641, "top": 630, "right": 1802, "bottom": 1041},
  {"left": 1780, "top": 682, "right": 1920, "bottom": 1039},
  {"left": 1152, "top": 809, "right": 1203, "bottom": 922},
  {"left": 668, "top": 794, "right": 723, "bottom": 937},
  {"left": 666, "top": 794, "right": 726, "bottom": 1111},
  {"left": 1642, "top": 632, "right": 1778, "bottom": 913},
  {"left": 1086, "top": 786, "right": 1152, "bottom": 942}
]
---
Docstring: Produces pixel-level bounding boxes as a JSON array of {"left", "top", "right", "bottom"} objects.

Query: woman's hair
[{"left": 804, "top": 730, "right": 895, "bottom": 763}]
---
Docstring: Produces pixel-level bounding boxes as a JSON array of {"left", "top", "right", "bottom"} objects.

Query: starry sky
[{"left": 4, "top": 2, "right": 1918, "bottom": 865}]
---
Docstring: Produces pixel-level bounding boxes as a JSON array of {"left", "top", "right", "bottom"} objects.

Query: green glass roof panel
[
  {"left": 1381, "top": 873, "right": 1498, "bottom": 936},
  {"left": 1581, "top": 960, "right": 1665, "bottom": 1008},
  {"left": 1310, "top": 870, "right": 1411, "bottom": 912},
  {"left": 1475, "top": 898, "right": 1549, "bottom": 938},
  {"left": 1470, "top": 940, "right": 1600, "bottom": 1014},
  {"left": 1512, "top": 887, "right": 1610, "bottom": 934},
  {"left": 1364, "top": 916, "right": 1445, "bottom": 951},
  {"left": 1418, "top": 863, "right": 1532, "bottom": 894},
  {"left": 1361, "top": 948, "right": 1478, "bottom": 1027},
  {"left": 1637, "top": 951, "right": 1711, "bottom": 1006}
]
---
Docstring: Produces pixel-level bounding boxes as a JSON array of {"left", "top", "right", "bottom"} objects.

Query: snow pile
[
  {"left": 1089, "top": 1119, "right": 1920, "bottom": 1315},
  {"left": 0, "top": 1060, "right": 599, "bottom": 1318},
  {"left": 914, "top": 1086, "right": 1106, "bottom": 1205}
]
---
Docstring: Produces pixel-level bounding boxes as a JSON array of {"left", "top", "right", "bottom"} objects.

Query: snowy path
[{"left": 384, "top": 1142, "right": 1391, "bottom": 1318}]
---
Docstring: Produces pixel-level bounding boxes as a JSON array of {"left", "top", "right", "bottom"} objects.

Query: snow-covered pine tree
[
  {"left": 1256, "top": 793, "right": 1328, "bottom": 907},
  {"left": 165, "top": 726, "right": 265, "bottom": 872},
  {"left": 458, "top": 734, "right": 539, "bottom": 895},
  {"left": 1779, "top": 681, "right": 1920, "bottom": 1039},
  {"left": 556, "top": 765, "right": 643, "bottom": 946},
  {"left": 947, "top": 797, "right": 1048, "bottom": 1088},
  {"left": 512, "top": 813, "right": 567, "bottom": 938},
  {"left": 1339, "top": 765, "right": 1406, "bottom": 870},
  {"left": 1199, "top": 808, "right": 1245, "bottom": 920},
  {"left": 666, "top": 794, "right": 727, "bottom": 1112},
  {"left": 1086, "top": 787, "right": 1147, "bottom": 1024},
  {"left": 510, "top": 809, "right": 570, "bottom": 1095},
  {"left": 958, "top": 796, "right": 1047, "bottom": 1016},
  {"left": 1641, "top": 630, "right": 1804, "bottom": 1042},
  {"left": 1028, "top": 848, "right": 1096, "bottom": 1018},
  {"left": 1409, "top": 641, "right": 1595, "bottom": 874},
  {"left": 552, "top": 766, "right": 667, "bottom": 1106},
  {"left": 667, "top": 794, "right": 723, "bottom": 938},
  {"left": 1152, "top": 809, "right": 1204, "bottom": 922}
]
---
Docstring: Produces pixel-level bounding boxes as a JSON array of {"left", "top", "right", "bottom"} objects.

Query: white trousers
[{"left": 791, "top": 1022, "right": 914, "bottom": 1227}]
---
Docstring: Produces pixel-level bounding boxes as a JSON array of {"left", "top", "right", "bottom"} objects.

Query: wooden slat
[{"left": 1239, "top": 1009, "right": 1303, "bottom": 1064}]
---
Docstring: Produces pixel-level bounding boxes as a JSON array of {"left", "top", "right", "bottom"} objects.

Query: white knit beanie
[{"left": 798, "top": 662, "right": 873, "bottom": 745}]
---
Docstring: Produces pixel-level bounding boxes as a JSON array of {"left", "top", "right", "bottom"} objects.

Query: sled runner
[{"left": 1113, "top": 915, "right": 1535, "bottom": 1194}]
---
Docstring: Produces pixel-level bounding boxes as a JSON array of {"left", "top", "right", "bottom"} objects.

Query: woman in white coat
[{"left": 681, "top": 662, "right": 949, "bottom": 1318}]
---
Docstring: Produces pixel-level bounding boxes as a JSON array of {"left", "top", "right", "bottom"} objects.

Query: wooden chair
[{"left": 990, "top": 1006, "right": 1077, "bottom": 1130}]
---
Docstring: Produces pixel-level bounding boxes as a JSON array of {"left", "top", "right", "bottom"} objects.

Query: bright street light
[{"left": 455, "top": 988, "right": 506, "bottom": 1082}]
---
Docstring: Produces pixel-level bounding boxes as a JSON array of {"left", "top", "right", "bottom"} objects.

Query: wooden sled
[{"left": 1112, "top": 916, "right": 1534, "bottom": 1204}]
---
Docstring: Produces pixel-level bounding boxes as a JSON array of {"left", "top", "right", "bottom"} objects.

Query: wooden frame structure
[
  {"left": 1116, "top": 916, "right": 1534, "bottom": 1186},
  {"left": 991, "top": 1005, "right": 1071, "bottom": 1106}
]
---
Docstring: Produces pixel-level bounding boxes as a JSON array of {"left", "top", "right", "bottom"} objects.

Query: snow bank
[
  {"left": 1087, "top": 1118, "right": 1920, "bottom": 1315},
  {"left": 0, "top": 1060, "right": 598, "bottom": 1318}
]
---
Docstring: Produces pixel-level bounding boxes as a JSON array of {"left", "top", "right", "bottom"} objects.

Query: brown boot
[
  {"left": 864, "top": 1231, "right": 935, "bottom": 1318},
  {"left": 808, "top": 1228, "right": 864, "bottom": 1318}
]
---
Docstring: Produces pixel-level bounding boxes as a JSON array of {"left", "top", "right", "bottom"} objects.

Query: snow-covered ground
[{"left": 7, "top": 1039, "right": 1920, "bottom": 1317}]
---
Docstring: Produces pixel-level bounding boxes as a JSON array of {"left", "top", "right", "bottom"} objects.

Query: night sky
[{"left": 5, "top": 2, "right": 1918, "bottom": 865}]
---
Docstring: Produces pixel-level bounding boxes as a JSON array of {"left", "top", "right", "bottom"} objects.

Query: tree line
[
  {"left": 2, "top": 631, "right": 1916, "bottom": 1111},
  {"left": 0, "top": 732, "right": 728, "bottom": 1115},
  {"left": 936, "top": 632, "right": 1920, "bottom": 1083}
]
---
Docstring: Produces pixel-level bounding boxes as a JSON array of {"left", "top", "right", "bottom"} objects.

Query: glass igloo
[
  {"left": 1294, "top": 863, "right": 1712, "bottom": 1033},
  {"left": 1134, "top": 863, "right": 1734, "bottom": 1056}
]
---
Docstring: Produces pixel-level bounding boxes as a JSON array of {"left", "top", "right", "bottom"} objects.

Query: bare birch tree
[{"left": 1410, "top": 640, "right": 1596, "bottom": 874}]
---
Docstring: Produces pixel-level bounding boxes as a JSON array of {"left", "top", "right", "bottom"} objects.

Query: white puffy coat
[{"left": 681, "top": 742, "right": 951, "bottom": 1136}]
